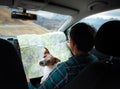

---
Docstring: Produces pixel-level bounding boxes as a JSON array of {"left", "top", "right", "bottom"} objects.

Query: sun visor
[{"left": 13, "top": 0, "right": 79, "bottom": 16}]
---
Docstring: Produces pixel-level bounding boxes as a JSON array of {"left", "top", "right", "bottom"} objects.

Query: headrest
[
  {"left": 0, "top": 38, "right": 28, "bottom": 89},
  {"left": 95, "top": 20, "right": 120, "bottom": 57}
]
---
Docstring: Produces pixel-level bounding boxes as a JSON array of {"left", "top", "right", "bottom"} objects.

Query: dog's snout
[{"left": 39, "top": 61, "right": 44, "bottom": 66}]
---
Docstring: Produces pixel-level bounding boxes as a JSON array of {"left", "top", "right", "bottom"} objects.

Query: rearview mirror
[{"left": 11, "top": 11, "right": 37, "bottom": 20}]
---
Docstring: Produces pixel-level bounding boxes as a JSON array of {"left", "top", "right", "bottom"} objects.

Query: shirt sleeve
[
  {"left": 38, "top": 63, "right": 67, "bottom": 89},
  {"left": 28, "top": 82, "right": 37, "bottom": 89}
]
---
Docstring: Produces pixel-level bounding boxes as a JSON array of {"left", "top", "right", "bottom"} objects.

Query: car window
[
  {"left": 31, "top": 11, "right": 71, "bottom": 31},
  {"left": 0, "top": 5, "right": 73, "bottom": 78},
  {"left": 0, "top": 5, "right": 72, "bottom": 78},
  {"left": 80, "top": 9, "right": 120, "bottom": 30},
  {"left": 0, "top": 5, "right": 71, "bottom": 36},
  {"left": 66, "top": 9, "right": 120, "bottom": 39}
]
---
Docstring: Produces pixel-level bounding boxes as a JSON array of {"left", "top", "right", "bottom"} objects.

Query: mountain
[{"left": 33, "top": 14, "right": 68, "bottom": 30}]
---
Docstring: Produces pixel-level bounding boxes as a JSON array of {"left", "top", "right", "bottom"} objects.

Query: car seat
[
  {"left": 0, "top": 38, "right": 28, "bottom": 89},
  {"left": 61, "top": 20, "right": 120, "bottom": 89}
]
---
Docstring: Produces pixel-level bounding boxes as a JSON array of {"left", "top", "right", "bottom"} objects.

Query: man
[{"left": 28, "top": 22, "right": 98, "bottom": 89}]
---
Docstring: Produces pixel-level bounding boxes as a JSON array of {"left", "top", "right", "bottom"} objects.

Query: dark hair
[{"left": 70, "top": 22, "right": 96, "bottom": 52}]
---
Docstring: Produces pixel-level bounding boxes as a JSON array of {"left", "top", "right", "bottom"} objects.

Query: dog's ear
[
  {"left": 51, "top": 57, "right": 61, "bottom": 65},
  {"left": 55, "top": 58, "right": 61, "bottom": 63},
  {"left": 44, "top": 47, "right": 50, "bottom": 54}
]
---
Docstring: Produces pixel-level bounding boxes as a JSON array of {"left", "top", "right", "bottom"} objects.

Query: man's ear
[
  {"left": 70, "top": 39, "right": 76, "bottom": 49},
  {"left": 70, "top": 39, "right": 77, "bottom": 55},
  {"left": 72, "top": 40, "right": 76, "bottom": 46}
]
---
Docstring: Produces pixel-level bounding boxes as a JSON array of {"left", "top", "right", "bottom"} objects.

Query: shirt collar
[{"left": 66, "top": 53, "right": 90, "bottom": 65}]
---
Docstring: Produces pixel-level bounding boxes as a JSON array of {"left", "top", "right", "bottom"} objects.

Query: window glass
[
  {"left": 30, "top": 10, "right": 71, "bottom": 31},
  {"left": 80, "top": 9, "right": 120, "bottom": 30},
  {"left": 66, "top": 9, "right": 120, "bottom": 41},
  {"left": 0, "top": 5, "right": 71, "bottom": 36}
]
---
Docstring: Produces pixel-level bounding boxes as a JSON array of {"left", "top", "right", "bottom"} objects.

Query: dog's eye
[
  {"left": 43, "top": 55, "right": 46, "bottom": 58},
  {"left": 47, "top": 60, "right": 50, "bottom": 63}
]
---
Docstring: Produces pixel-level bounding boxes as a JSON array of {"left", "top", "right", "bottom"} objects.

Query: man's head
[{"left": 69, "top": 22, "right": 96, "bottom": 54}]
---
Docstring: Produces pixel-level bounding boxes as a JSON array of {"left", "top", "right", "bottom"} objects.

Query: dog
[{"left": 39, "top": 48, "right": 61, "bottom": 84}]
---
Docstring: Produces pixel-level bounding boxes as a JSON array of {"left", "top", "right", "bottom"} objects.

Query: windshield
[
  {"left": 0, "top": 5, "right": 72, "bottom": 78},
  {"left": 0, "top": 5, "right": 71, "bottom": 36}
]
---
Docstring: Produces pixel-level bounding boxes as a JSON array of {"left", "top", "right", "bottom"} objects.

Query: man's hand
[{"left": 26, "top": 75, "right": 30, "bottom": 82}]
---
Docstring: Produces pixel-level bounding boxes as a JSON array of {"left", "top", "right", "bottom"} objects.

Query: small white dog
[{"left": 39, "top": 48, "right": 60, "bottom": 84}]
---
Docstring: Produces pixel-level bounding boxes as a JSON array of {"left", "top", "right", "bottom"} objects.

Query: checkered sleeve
[{"left": 38, "top": 62, "right": 67, "bottom": 89}]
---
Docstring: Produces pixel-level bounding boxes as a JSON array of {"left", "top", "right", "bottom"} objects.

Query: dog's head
[{"left": 39, "top": 48, "right": 60, "bottom": 66}]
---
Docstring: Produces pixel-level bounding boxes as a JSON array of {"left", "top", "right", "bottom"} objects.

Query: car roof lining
[
  {"left": 1, "top": 0, "right": 120, "bottom": 31},
  {"left": 1, "top": 0, "right": 120, "bottom": 17}
]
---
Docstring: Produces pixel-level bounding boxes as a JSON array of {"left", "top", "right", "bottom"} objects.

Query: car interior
[{"left": 0, "top": 0, "right": 120, "bottom": 89}]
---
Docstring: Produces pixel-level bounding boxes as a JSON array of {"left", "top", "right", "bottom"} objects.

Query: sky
[{"left": 90, "top": 9, "right": 120, "bottom": 19}]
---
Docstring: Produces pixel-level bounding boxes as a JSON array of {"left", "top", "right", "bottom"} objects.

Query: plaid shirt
[{"left": 28, "top": 53, "right": 98, "bottom": 89}]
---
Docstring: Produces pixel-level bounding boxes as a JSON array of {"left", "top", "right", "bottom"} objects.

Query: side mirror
[{"left": 11, "top": 10, "right": 37, "bottom": 20}]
